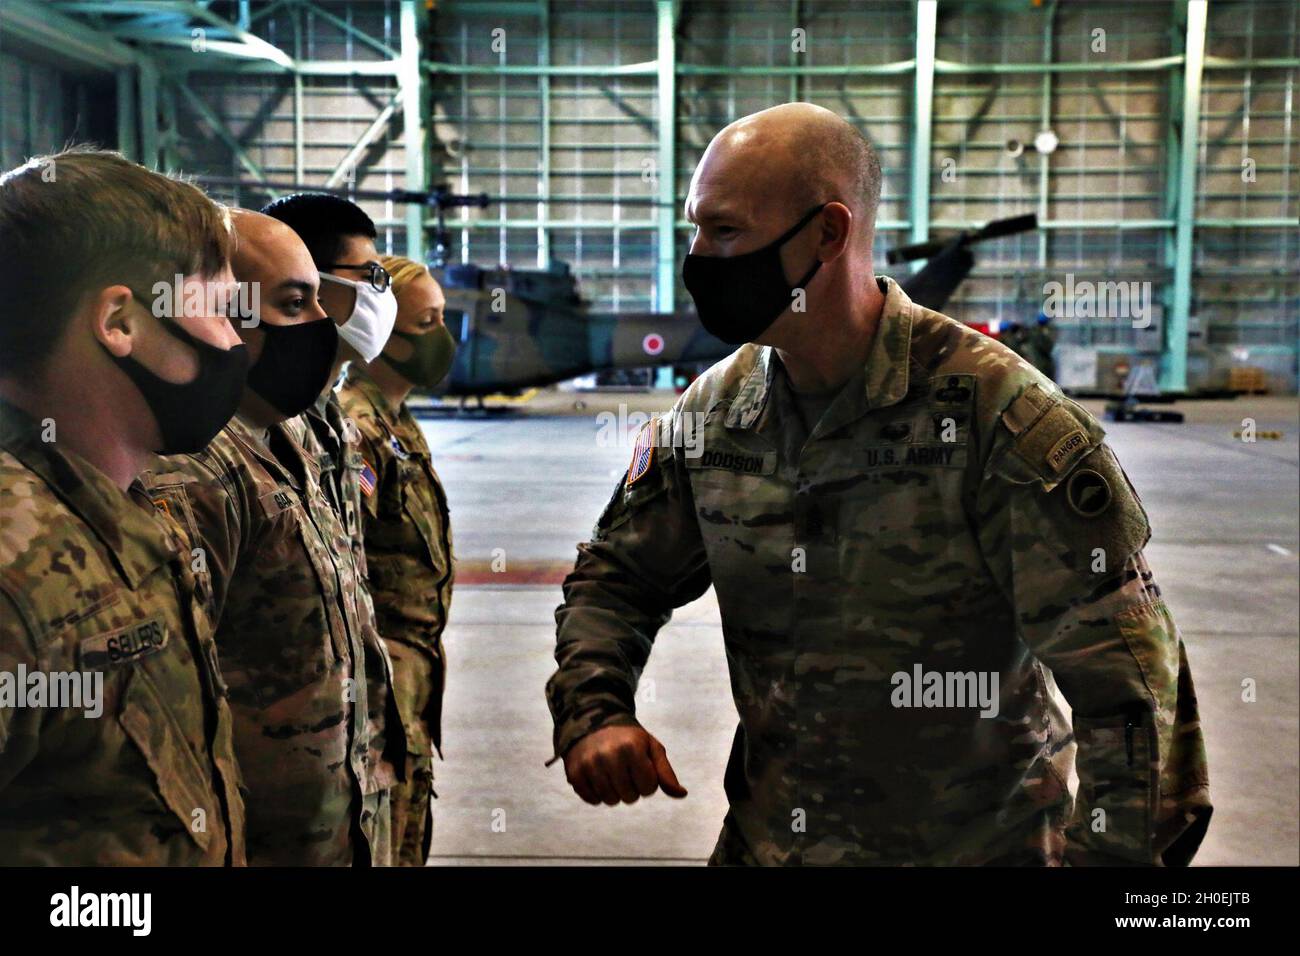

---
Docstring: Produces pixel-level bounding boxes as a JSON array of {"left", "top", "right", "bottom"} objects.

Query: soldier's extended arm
[
  {"left": 975, "top": 384, "right": 1211, "bottom": 865},
  {"left": 547, "top": 413, "right": 713, "bottom": 761}
]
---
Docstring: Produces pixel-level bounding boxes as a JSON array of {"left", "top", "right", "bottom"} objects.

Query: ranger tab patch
[
  {"left": 626, "top": 419, "right": 657, "bottom": 487},
  {"left": 79, "top": 616, "right": 168, "bottom": 669},
  {"left": 1047, "top": 428, "right": 1089, "bottom": 474}
]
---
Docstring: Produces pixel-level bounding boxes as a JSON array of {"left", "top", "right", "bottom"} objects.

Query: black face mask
[
  {"left": 107, "top": 316, "right": 249, "bottom": 455},
  {"left": 245, "top": 318, "right": 340, "bottom": 417},
  {"left": 682, "top": 203, "right": 827, "bottom": 345}
]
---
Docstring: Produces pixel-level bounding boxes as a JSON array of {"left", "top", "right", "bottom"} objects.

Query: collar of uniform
[
  {"left": 723, "top": 345, "right": 776, "bottom": 429},
  {"left": 722, "top": 277, "right": 913, "bottom": 431},
  {"left": 227, "top": 412, "right": 302, "bottom": 492},
  {"left": 859, "top": 274, "right": 914, "bottom": 410},
  {"left": 305, "top": 388, "right": 334, "bottom": 430},
  {"left": 0, "top": 397, "right": 181, "bottom": 590},
  {"left": 343, "top": 362, "right": 401, "bottom": 429}
]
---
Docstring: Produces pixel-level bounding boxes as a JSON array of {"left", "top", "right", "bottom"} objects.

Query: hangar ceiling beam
[
  {"left": 655, "top": 0, "right": 678, "bottom": 314},
  {"left": 324, "top": 87, "right": 405, "bottom": 188},
  {"left": 301, "top": 0, "right": 400, "bottom": 61},
  {"left": 176, "top": 80, "right": 278, "bottom": 197},
  {"left": 400, "top": 0, "right": 426, "bottom": 261},
  {"left": 0, "top": 0, "right": 144, "bottom": 70},
  {"left": 1164, "top": 0, "right": 1208, "bottom": 393},
  {"left": 139, "top": 58, "right": 160, "bottom": 168},
  {"left": 537, "top": 0, "right": 551, "bottom": 268},
  {"left": 116, "top": 69, "right": 139, "bottom": 162},
  {"left": 910, "top": 0, "right": 937, "bottom": 246},
  {"left": 1036, "top": 0, "right": 1058, "bottom": 268},
  {"left": 180, "top": 0, "right": 294, "bottom": 68}
]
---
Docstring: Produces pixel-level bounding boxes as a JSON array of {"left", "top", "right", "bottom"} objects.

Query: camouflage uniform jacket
[
  {"left": 338, "top": 364, "right": 453, "bottom": 757},
  {"left": 0, "top": 398, "right": 245, "bottom": 865},
  {"left": 296, "top": 391, "right": 405, "bottom": 793},
  {"left": 547, "top": 276, "right": 1212, "bottom": 866},
  {"left": 141, "top": 411, "right": 394, "bottom": 865}
]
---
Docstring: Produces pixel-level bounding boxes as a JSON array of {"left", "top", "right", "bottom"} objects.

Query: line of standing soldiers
[{"left": 0, "top": 148, "right": 454, "bottom": 866}]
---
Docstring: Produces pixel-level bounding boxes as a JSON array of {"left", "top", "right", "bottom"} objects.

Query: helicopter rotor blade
[
  {"left": 886, "top": 212, "right": 1039, "bottom": 265},
  {"left": 191, "top": 175, "right": 490, "bottom": 209},
  {"left": 191, "top": 176, "right": 675, "bottom": 209}
]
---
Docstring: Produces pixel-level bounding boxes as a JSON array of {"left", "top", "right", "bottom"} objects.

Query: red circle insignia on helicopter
[{"left": 642, "top": 333, "right": 665, "bottom": 356}]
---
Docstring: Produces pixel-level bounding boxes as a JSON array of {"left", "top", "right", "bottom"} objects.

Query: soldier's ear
[
  {"left": 816, "top": 202, "right": 854, "bottom": 263},
  {"left": 86, "top": 285, "right": 138, "bottom": 359}
]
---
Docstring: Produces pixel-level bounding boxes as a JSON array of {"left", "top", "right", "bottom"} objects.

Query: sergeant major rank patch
[
  {"left": 358, "top": 460, "right": 378, "bottom": 497},
  {"left": 626, "top": 419, "right": 657, "bottom": 488}
]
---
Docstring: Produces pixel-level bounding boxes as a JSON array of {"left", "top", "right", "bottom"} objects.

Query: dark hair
[
  {"left": 260, "top": 192, "right": 378, "bottom": 270},
  {"left": 0, "top": 146, "right": 233, "bottom": 376}
]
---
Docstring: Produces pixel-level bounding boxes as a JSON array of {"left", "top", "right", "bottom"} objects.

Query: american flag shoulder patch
[
  {"left": 626, "top": 419, "right": 657, "bottom": 488},
  {"left": 358, "top": 460, "right": 378, "bottom": 497}
]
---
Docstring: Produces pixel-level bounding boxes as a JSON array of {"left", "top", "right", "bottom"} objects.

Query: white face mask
[{"left": 319, "top": 272, "right": 398, "bottom": 363}]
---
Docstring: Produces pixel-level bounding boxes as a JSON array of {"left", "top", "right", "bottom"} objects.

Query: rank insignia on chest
[
  {"left": 626, "top": 420, "right": 656, "bottom": 487},
  {"left": 389, "top": 435, "right": 410, "bottom": 461},
  {"left": 359, "top": 460, "right": 378, "bottom": 497}
]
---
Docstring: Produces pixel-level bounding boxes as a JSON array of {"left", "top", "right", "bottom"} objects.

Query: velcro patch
[
  {"left": 258, "top": 485, "right": 297, "bottom": 518},
  {"left": 1010, "top": 402, "right": 1095, "bottom": 484},
  {"left": 79, "top": 616, "right": 168, "bottom": 669},
  {"left": 1000, "top": 383, "right": 1052, "bottom": 436}
]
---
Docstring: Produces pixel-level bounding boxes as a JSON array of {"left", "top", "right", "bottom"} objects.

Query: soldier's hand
[{"left": 563, "top": 724, "right": 688, "bottom": 806}]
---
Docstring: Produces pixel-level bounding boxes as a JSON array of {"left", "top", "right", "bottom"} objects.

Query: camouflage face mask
[{"left": 380, "top": 324, "right": 457, "bottom": 388}]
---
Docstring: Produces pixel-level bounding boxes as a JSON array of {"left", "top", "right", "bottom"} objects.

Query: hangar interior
[
  {"left": 0, "top": 0, "right": 1296, "bottom": 867},
  {"left": 1, "top": 0, "right": 1296, "bottom": 391}
]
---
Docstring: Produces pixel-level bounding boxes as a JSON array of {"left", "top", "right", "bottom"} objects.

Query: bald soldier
[
  {"left": 260, "top": 192, "right": 408, "bottom": 851},
  {"left": 547, "top": 104, "right": 1212, "bottom": 866},
  {"left": 0, "top": 148, "right": 246, "bottom": 864},
  {"left": 139, "top": 210, "right": 399, "bottom": 865}
]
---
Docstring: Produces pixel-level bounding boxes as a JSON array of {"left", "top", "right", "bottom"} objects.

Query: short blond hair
[{"left": 379, "top": 255, "right": 432, "bottom": 297}]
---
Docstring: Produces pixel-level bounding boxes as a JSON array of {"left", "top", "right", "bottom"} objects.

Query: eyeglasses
[{"left": 327, "top": 261, "right": 391, "bottom": 293}]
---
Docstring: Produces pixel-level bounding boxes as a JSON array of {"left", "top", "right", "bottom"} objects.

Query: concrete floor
[{"left": 417, "top": 390, "right": 1299, "bottom": 866}]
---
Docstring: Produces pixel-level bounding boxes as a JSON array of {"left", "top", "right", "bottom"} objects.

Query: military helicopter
[{"left": 197, "top": 176, "right": 1038, "bottom": 400}]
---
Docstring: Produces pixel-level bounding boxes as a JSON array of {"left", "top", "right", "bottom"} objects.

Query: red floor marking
[{"left": 454, "top": 560, "right": 571, "bottom": 586}]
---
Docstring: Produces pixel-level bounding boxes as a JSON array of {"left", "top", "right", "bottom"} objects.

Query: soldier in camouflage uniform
[
  {"left": 0, "top": 149, "right": 246, "bottom": 864},
  {"left": 141, "top": 211, "right": 398, "bottom": 865},
  {"left": 547, "top": 104, "right": 1211, "bottom": 865},
  {"left": 261, "top": 193, "right": 424, "bottom": 862},
  {"left": 339, "top": 255, "right": 457, "bottom": 866}
]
